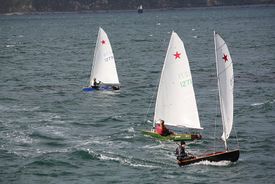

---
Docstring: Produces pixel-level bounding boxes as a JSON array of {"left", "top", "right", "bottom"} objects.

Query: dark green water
[{"left": 0, "top": 5, "right": 275, "bottom": 183}]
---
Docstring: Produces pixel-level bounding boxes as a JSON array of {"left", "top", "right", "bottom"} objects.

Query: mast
[{"left": 89, "top": 27, "right": 101, "bottom": 86}]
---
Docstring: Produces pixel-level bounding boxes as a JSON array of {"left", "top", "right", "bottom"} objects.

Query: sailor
[
  {"left": 175, "top": 141, "right": 188, "bottom": 161},
  {"left": 155, "top": 120, "right": 174, "bottom": 136},
  {"left": 112, "top": 85, "right": 120, "bottom": 90},
  {"left": 92, "top": 78, "right": 101, "bottom": 89}
]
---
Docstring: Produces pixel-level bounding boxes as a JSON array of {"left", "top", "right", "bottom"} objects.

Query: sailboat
[
  {"left": 142, "top": 31, "right": 203, "bottom": 141},
  {"left": 83, "top": 27, "right": 120, "bottom": 92},
  {"left": 177, "top": 31, "right": 240, "bottom": 166},
  {"left": 137, "top": 5, "right": 143, "bottom": 14}
]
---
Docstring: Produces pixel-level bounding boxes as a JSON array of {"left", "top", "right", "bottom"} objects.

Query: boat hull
[
  {"left": 178, "top": 149, "right": 240, "bottom": 166},
  {"left": 82, "top": 86, "right": 119, "bottom": 92},
  {"left": 141, "top": 130, "right": 201, "bottom": 141}
]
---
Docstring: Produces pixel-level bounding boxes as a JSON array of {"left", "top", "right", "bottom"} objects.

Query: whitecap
[
  {"left": 123, "top": 135, "right": 134, "bottom": 139},
  {"left": 142, "top": 144, "right": 165, "bottom": 149},
  {"left": 251, "top": 102, "right": 264, "bottom": 106},
  {"left": 13, "top": 134, "right": 33, "bottom": 145},
  {"left": 127, "top": 127, "right": 135, "bottom": 133},
  {"left": 124, "top": 160, "right": 159, "bottom": 168},
  {"left": 193, "top": 160, "right": 231, "bottom": 166},
  {"left": 99, "top": 154, "right": 120, "bottom": 161},
  {"left": 34, "top": 148, "right": 69, "bottom": 155},
  {"left": 99, "top": 153, "right": 159, "bottom": 168},
  {"left": 251, "top": 99, "right": 275, "bottom": 106},
  {"left": 6, "top": 44, "right": 15, "bottom": 48}
]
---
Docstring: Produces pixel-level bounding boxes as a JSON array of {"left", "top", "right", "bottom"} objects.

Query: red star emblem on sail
[
  {"left": 101, "top": 40, "right": 106, "bottom": 45},
  {"left": 222, "top": 54, "right": 228, "bottom": 62},
  {"left": 174, "top": 51, "right": 181, "bottom": 59}
]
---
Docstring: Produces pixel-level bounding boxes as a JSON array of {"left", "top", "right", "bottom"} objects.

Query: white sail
[
  {"left": 154, "top": 31, "right": 202, "bottom": 129},
  {"left": 89, "top": 27, "right": 120, "bottom": 86},
  {"left": 214, "top": 32, "right": 234, "bottom": 143}
]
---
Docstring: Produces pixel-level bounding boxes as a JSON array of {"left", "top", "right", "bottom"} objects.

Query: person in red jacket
[{"left": 155, "top": 120, "right": 175, "bottom": 136}]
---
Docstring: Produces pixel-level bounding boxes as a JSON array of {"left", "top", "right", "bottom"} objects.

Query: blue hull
[{"left": 82, "top": 86, "right": 114, "bottom": 92}]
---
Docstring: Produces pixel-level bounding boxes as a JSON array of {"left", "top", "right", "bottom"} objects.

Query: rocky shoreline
[{"left": 1, "top": 0, "right": 275, "bottom": 14}]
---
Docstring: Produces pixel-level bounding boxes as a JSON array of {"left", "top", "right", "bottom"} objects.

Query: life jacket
[{"left": 155, "top": 124, "right": 169, "bottom": 136}]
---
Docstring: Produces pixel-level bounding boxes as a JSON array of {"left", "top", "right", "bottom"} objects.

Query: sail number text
[
  {"left": 180, "top": 79, "right": 192, "bottom": 87},
  {"left": 104, "top": 56, "right": 114, "bottom": 62},
  {"left": 178, "top": 72, "right": 192, "bottom": 87}
]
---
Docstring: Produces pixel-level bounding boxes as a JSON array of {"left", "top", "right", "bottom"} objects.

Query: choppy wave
[
  {"left": 0, "top": 104, "right": 40, "bottom": 112},
  {"left": 30, "top": 127, "right": 66, "bottom": 141},
  {"left": 193, "top": 160, "right": 232, "bottom": 166},
  {"left": 6, "top": 44, "right": 15, "bottom": 48},
  {"left": 251, "top": 99, "right": 274, "bottom": 107},
  {"left": 98, "top": 152, "right": 160, "bottom": 168},
  {"left": 26, "top": 159, "right": 78, "bottom": 168},
  {"left": 1, "top": 6, "right": 275, "bottom": 183},
  {"left": 251, "top": 102, "right": 264, "bottom": 106},
  {"left": 71, "top": 149, "right": 98, "bottom": 160}
]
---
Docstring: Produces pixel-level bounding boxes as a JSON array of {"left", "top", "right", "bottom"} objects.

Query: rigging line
[
  {"left": 216, "top": 42, "right": 226, "bottom": 51},
  {"left": 233, "top": 86, "right": 240, "bottom": 148},
  {"left": 143, "top": 27, "right": 168, "bottom": 126},
  {"left": 214, "top": 82, "right": 219, "bottom": 153},
  {"left": 86, "top": 77, "right": 90, "bottom": 87},
  {"left": 143, "top": 83, "right": 158, "bottom": 125},
  {"left": 233, "top": 122, "right": 240, "bottom": 149},
  {"left": 214, "top": 31, "right": 218, "bottom": 153},
  {"left": 87, "top": 30, "right": 99, "bottom": 87}
]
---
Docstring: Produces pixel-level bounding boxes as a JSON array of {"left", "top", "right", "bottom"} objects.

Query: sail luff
[
  {"left": 153, "top": 31, "right": 173, "bottom": 125},
  {"left": 154, "top": 31, "right": 202, "bottom": 129},
  {"left": 89, "top": 28, "right": 101, "bottom": 86}
]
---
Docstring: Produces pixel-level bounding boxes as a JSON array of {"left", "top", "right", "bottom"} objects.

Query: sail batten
[
  {"left": 154, "top": 31, "right": 202, "bottom": 130},
  {"left": 89, "top": 27, "right": 120, "bottom": 86},
  {"left": 217, "top": 63, "right": 233, "bottom": 78}
]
